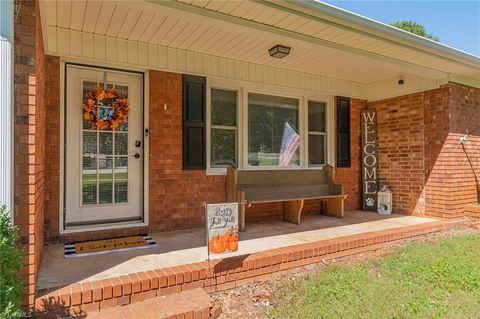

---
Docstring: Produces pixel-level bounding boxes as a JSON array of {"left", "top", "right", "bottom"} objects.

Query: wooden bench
[{"left": 226, "top": 164, "right": 347, "bottom": 231}]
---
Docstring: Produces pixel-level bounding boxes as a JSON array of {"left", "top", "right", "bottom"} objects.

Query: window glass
[
  {"left": 210, "top": 89, "right": 237, "bottom": 167},
  {"left": 308, "top": 101, "right": 326, "bottom": 132},
  {"left": 308, "top": 134, "right": 325, "bottom": 165},
  {"left": 308, "top": 101, "right": 327, "bottom": 166},
  {"left": 248, "top": 93, "right": 300, "bottom": 167},
  {"left": 211, "top": 89, "right": 236, "bottom": 126},
  {"left": 211, "top": 129, "right": 236, "bottom": 167}
]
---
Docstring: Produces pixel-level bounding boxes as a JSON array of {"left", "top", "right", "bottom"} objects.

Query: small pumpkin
[
  {"left": 223, "top": 227, "right": 239, "bottom": 251},
  {"left": 209, "top": 234, "right": 226, "bottom": 254}
]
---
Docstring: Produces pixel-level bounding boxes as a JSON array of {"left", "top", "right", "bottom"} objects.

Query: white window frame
[
  {"left": 206, "top": 77, "right": 334, "bottom": 175},
  {"left": 243, "top": 90, "right": 304, "bottom": 170},
  {"left": 206, "top": 79, "right": 242, "bottom": 175},
  {"left": 306, "top": 100, "right": 329, "bottom": 167}
]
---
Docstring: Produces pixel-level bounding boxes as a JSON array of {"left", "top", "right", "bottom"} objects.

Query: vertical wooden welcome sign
[{"left": 361, "top": 109, "right": 378, "bottom": 211}]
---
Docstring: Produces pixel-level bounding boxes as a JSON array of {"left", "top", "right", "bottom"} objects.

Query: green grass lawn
[{"left": 266, "top": 233, "right": 480, "bottom": 319}]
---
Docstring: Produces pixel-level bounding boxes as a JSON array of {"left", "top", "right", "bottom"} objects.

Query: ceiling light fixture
[{"left": 268, "top": 45, "right": 291, "bottom": 59}]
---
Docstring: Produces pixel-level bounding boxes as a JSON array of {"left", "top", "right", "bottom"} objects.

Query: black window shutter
[
  {"left": 336, "top": 96, "right": 351, "bottom": 167},
  {"left": 183, "top": 74, "right": 206, "bottom": 169}
]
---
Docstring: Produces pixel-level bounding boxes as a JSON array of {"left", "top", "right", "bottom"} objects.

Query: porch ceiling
[{"left": 40, "top": 0, "right": 479, "bottom": 85}]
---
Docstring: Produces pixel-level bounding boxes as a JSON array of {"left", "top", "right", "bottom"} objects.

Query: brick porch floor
[{"left": 35, "top": 211, "right": 457, "bottom": 317}]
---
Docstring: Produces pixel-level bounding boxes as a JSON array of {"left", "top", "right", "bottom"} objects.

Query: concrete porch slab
[
  {"left": 38, "top": 211, "right": 439, "bottom": 290},
  {"left": 35, "top": 212, "right": 456, "bottom": 316}
]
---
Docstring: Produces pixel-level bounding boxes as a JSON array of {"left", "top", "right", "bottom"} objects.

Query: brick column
[{"left": 13, "top": 0, "right": 46, "bottom": 309}]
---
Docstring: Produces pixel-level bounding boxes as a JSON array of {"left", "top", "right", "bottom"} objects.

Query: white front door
[{"left": 64, "top": 65, "right": 144, "bottom": 227}]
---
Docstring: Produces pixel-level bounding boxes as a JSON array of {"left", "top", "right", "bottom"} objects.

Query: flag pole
[{"left": 203, "top": 202, "right": 212, "bottom": 285}]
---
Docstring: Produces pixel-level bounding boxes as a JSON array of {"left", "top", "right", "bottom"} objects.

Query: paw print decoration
[{"left": 366, "top": 198, "right": 375, "bottom": 207}]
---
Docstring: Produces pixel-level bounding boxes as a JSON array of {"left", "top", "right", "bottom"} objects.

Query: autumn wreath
[{"left": 82, "top": 85, "right": 130, "bottom": 130}]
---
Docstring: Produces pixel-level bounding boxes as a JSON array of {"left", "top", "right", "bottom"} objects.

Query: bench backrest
[
  {"left": 236, "top": 169, "right": 328, "bottom": 189},
  {"left": 226, "top": 165, "right": 343, "bottom": 202}
]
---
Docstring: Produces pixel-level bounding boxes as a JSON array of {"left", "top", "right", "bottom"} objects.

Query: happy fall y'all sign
[{"left": 206, "top": 203, "right": 239, "bottom": 254}]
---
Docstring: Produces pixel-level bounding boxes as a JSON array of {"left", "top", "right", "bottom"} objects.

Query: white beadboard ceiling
[{"left": 40, "top": 0, "right": 479, "bottom": 85}]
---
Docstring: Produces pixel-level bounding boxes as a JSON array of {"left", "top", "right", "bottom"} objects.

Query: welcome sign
[
  {"left": 361, "top": 109, "right": 378, "bottom": 211},
  {"left": 206, "top": 203, "right": 239, "bottom": 254}
]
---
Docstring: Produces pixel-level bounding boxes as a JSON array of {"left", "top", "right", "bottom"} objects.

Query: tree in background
[{"left": 390, "top": 20, "right": 440, "bottom": 42}]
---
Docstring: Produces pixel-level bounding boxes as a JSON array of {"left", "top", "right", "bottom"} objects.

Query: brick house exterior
[{"left": 3, "top": 0, "right": 479, "bottom": 311}]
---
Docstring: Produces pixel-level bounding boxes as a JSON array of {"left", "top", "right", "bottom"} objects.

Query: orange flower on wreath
[{"left": 82, "top": 84, "right": 130, "bottom": 130}]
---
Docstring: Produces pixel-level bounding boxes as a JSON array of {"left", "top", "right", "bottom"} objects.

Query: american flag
[{"left": 278, "top": 122, "right": 300, "bottom": 166}]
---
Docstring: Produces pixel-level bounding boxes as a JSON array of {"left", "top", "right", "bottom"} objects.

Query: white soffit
[{"left": 40, "top": 0, "right": 479, "bottom": 85}]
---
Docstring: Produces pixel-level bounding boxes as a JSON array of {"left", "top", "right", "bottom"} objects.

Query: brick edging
[{"left": 35, "top": 220, "right": 456, "bottom": 316}]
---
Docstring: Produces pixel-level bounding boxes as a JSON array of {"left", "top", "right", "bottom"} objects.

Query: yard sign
[
  {"left": 361, "top": 109, "right": 378, "bottom": 211},
  {"left": 205, "top": 203, "right": 239, "bottom": 254}
]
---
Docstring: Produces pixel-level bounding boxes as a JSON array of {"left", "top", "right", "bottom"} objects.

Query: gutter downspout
[{"left": 0, "top": 0, "right": 13, "bottom": 218}]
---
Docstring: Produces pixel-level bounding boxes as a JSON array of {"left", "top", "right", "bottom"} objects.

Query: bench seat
[{"left": 226, "top": 165, "right": 347, "bottom": 231}]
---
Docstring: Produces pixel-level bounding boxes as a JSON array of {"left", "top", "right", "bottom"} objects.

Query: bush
[{"left": 0, "top": 206, "right": 23, "bottom": 319}]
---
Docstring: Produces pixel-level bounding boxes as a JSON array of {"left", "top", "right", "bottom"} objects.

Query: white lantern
[{"left": 377, "top": 185, "right": 392, "bottom": 214}]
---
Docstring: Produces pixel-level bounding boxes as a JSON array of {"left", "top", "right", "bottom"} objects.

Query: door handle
[{"left": 130, "top": 153, "right": 141, "bottom": 159}]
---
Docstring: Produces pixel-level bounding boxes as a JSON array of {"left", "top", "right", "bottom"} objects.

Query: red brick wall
[
  {"left": 423, "top": 83, "right": 480, "bottom": 218},
  {"left": 367, "top": 83, "right": 480, "bottom": 218},
  {"left": 13, "top": 0, "right": 46, "bottom": 309},
  {"left": 148, "top": 71, "right": 226, "bottom": 231},
  {"left": 44, "top": 56, "right": 60, "bottom": 241},
  {"left": 446, "top": 83, "right": 480, "bottom": 215},
  {"left": 423, "top": 85, "right": 450, "bottom": 217},
  {"left": 367, "top": 92, "right": 427, "bottom": 215}
]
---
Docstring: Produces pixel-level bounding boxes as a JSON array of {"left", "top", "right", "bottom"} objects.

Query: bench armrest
[{"left": 323, "top": 164, "right": 344, "bottom": 195}]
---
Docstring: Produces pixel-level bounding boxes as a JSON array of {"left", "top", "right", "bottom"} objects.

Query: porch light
[{"left": 268, "top": 45, "right": 291, "bottom": 59}]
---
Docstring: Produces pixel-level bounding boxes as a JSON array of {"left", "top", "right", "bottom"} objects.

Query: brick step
[
  {"left": 36, "top": 288, "right": 220, "bottom": 319},
  {"left": 34, "top": 220, "right": 456, "bottom": 317}
]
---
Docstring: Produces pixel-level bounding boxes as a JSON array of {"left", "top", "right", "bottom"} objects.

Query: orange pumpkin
[
  {"left": 209, "top": 235, "right": 226, "bottom": 254},
  {"left": 223, "top": 227, "right": 239, "bottom": 251}
]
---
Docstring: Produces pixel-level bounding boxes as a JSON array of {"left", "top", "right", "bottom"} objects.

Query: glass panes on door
[{"left": 81, "top": 82, "right": 129, "bottom": 205}]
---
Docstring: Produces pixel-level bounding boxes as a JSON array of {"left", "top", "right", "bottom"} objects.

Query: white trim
[
  {"left": 0, "top": 0, "right": 13, "bottom": 216},
  {"left": 59, "top": 59, "right": 150, "bottom": 234},
  {"left": 206, "top": 75, "right": 335, "bottom": 175},
  {"left": 306, "top": 99, "right": 332, "bottom": 168},
  {"left": 206, "top": 82, "right": 241, "bottom": 171},
  {"left": 59, "top": 59, "right": 65, "bottom": 232},
  {"left": 143, "top": 70, "right": 150, "bottom": 228}
]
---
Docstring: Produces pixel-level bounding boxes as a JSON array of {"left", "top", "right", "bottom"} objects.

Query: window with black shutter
[
  {"left": 183, "top": 74, "right": 206, "bottom": 169},
  {"left": 336, "top": 96, "right": 351, "bottom": 167}
]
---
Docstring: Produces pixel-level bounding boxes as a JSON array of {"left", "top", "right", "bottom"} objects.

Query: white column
[{"left": 0, "top": 0, "right": 13, "bottom": 213}]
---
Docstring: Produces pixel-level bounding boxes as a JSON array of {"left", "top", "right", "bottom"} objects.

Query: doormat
[{"left": 64, "top": 235, "right": 158, "bottom": 258}]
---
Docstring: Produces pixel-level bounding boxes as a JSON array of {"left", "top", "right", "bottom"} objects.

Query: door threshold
[{"left": 61, "top": 220, "right": 148, "bottom": 234}]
